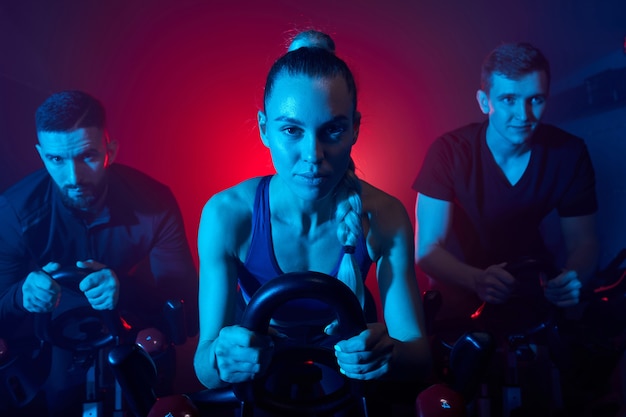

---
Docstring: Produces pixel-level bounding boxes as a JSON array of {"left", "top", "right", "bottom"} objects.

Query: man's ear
[
  {"left": 105, "top": 139, "right": 119, "bottom": 167},
  {"left": 476, "top": 90, "right": 490, "bottom": 114},
  {"left": 258, "top": 111, "right": 269, "bottom": 147},
  {"left": 35, "top": 143, "right": 44, "bottom": 162},
  {"left": 352, "top": 111, "right": 361, "bottom": 145}
]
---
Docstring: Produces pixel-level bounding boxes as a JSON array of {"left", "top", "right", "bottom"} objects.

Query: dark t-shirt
[{"left": 413, "top": 121, "right": 597, "bottom": 320}]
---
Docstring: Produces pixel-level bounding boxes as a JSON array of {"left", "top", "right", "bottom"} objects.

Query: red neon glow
[
  {"left": 471, "top": 301, "right": 486, "bottom": 319},
  {"left": 120, "top": 316, "right": 132, "bottom": 331},
  {"left": 593, "top": 270, "right": 626, "bottom": 293}
]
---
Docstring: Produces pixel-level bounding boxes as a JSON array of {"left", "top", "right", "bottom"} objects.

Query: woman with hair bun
[{"left": 194, "top": 31, "right": 431, "bottom": 394}]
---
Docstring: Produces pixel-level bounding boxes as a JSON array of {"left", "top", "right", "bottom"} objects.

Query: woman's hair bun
[{"left": 287, "top": 30, "right": 336, "bottom": 53}]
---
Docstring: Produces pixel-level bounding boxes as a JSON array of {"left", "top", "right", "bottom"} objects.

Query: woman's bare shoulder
[
  {"left": 204, "top": 177, "right": 262, "bottom": 209},
  {"left": 198, "top": 177, "right": 267, "bottom": 255},
  {"left": 201, "top": 177, "right": 265, "bottom": 224}
]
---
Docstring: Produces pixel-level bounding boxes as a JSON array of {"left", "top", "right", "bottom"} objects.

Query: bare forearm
[
  {"left": 194, "top": 339, "right": 229, "bottom": 390},
  {"left": 565, "top": 239, "right": 599, "bottom": 286},
  {"left": 417, "top": 245, "right": 481, "bottom": 293}
]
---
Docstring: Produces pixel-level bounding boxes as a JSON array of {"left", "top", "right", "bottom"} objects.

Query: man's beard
[{"left": 59, "top": 181, "right": 107, "bottom": 212}]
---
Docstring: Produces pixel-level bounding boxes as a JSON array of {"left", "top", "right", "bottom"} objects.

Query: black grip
[
  {"left": 108, "top": 344, "right": 157, "bottom": 417},
  {"left": 240, "top": 271, "right": 366, "bottom": 338},
  {"left": 163, "top": 299, "right": 187, "bottom": 345},
  {"left": 504, "top": 257, "right": 560, "bottom": 280}
]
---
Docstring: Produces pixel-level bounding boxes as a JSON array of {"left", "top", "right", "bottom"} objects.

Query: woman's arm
[
  {"left": 335, "top": 185, "right": 431, "bottom": 381},
  {"left": 194, "top": 191, "right": 240, "bottom": 388},
  {"left": 193, "top": 184, "right": 273, "bottom": 388},
  {"left": 374, "top": 191, "right": 431, "bottom": 380}
]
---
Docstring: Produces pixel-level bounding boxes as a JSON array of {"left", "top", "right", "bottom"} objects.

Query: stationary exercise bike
[
  {"left": 0, "top": 266, "right": 125, "bottom": 416},
  {"left": 37, "top": 266, "right": 124, "bottom": 410},
  {"left": 426, "top": 253, "right": 626, "bottom": 417},
  {"left": 424, "top": 257, "right": 567, "bottom": 417},
  {"left": 555, "top": 249, "right": 626, "bottom": 416},
  {"left": 112, "top": 271, "right": 377, "bottom": 417},
  {"left": 111, "top": 271, "right": 480, "bottom": 417},
  {"left": 2, "top": 266, "right": 190, "bottom": 416}
]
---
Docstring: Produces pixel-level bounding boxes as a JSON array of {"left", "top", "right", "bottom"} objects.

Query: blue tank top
[{"left": 236, "top": 176, "right": 373, "bottom": 323}]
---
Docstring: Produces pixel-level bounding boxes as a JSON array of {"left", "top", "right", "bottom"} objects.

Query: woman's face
[{"left": 258, "top": 73, "right": 359, "bottom": 202}]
